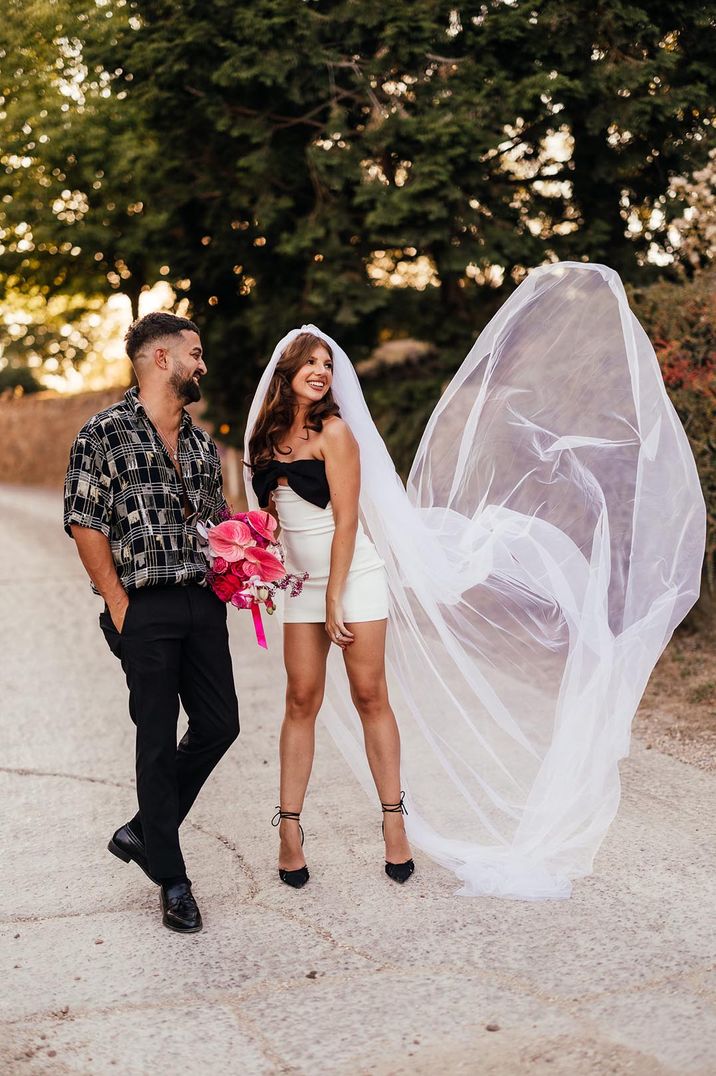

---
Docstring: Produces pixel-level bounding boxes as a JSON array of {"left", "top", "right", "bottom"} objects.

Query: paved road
[{"left": 1, "top": 484, "right": 714, "bottom": 1075}]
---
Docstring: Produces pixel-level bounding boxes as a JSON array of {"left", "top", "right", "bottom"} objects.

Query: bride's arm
[{"left": 323, "top": 419, "right": 360, "bottom": 648}]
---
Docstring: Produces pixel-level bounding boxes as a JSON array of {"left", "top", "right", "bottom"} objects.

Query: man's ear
[{"left": 153, "top": 346, "right": 168, "bottom": 370}]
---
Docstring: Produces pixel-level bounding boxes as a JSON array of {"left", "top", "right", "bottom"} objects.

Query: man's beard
[{"left": 169, "top": 364, "right": 202, "bottom": 404}]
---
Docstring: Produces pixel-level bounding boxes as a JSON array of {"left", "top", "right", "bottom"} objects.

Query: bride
[
  {"left": 243, "top": 262, "right": 705, "bottom": 900},
  {"left": 247, "top": 331, "right": 414, "bottom": 887}
]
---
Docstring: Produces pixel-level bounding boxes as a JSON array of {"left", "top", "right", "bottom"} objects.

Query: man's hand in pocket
[{"left": 108, "top": 594, "right": 130, "bottom": 633}]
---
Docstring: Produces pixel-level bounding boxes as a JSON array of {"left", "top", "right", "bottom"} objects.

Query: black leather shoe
[
  {"left": 107, "top": 823, "right": 159, "bottom": 885},
  {"left": 279, "top": 865, "right": 310, "bottom": 889},
  {"left": 160, "top": 881, "right": 203, "bottom": 933},
  {"left": 385, "top": 858, "right": 415, "bottom": 884}
]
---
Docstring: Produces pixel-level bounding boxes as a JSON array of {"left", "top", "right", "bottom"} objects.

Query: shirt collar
[{"left": 125, "top": 386, "right": 193, "bottom": 431}]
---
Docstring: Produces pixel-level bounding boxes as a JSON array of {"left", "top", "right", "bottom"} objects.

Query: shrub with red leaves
[{"left": 630, "top": 274, "right": 715, "bottom": 618}]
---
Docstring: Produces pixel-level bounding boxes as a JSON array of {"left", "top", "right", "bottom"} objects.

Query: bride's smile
[{"left": 292, "top": 350, "right": 334, "bottom": 404}]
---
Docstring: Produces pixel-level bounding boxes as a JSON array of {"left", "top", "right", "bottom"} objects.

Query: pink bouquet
[{"left": 198, "top": 509, "right": 307, "bottom": 648}]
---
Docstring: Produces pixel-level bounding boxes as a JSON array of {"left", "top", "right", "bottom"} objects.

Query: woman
[
  {"left": 245, "top": 263, "right": 705, "bottom": 900},
  {"left": 247, "top": 331, "right": 414, "bottom": 887}
]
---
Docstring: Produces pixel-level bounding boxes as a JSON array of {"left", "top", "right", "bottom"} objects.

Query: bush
[
  {"left": 629, "top": 273, "right": 715, "bottom": 620},
  {"left": 0, "top": 366, "right": 43, "bottom": 396}
]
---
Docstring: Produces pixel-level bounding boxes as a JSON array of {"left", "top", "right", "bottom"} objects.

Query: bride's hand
[{"left": 325, "top": 602, "right": 354, "bottom": 649}]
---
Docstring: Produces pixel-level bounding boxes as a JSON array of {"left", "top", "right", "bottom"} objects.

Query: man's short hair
[{"left": 124, "top": 312, "right": 199, "bottom": 362}]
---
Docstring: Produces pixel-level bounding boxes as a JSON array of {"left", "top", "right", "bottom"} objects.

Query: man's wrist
[{"left": 105, "top": 586, "right": 129, "bottom": 609}]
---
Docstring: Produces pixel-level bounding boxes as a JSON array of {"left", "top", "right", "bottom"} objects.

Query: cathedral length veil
[{"left": 243, "top": 262, "right": 706, "bottom": 900}]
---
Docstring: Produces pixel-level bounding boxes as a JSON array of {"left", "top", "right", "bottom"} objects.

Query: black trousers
[{"left": 100, "top": 585, "right": 239, "bottom": 878}]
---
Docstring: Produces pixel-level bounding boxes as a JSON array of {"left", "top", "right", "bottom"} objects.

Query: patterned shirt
[{"left": 64, "top": 387, "right": 227, "bottom": 592}]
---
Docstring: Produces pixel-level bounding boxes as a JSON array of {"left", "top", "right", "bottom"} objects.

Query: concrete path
[{"left": 1, "top": 484, "right": 714, "bottom": 1075}]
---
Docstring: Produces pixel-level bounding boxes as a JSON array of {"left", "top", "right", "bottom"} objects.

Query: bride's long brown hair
[{"left": 247, "top": 332, "right": 341, "bottom": 470}]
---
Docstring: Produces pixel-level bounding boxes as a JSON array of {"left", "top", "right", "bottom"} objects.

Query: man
[{"left": 64, "top": 311, "right": 239, "bottom": 934}]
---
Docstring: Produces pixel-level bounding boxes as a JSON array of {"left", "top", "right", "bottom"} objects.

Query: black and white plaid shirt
[{"left": 64, "top": 387, "right": 227, "bottom": 593}]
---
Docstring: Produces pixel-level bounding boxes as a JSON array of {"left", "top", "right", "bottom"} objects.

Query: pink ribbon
[{"left": 251, "top": 603, "right": 268, "bottom": 649}]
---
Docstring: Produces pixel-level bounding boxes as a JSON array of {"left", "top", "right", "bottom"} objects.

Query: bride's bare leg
[
  {"left": 278, "top": 623, "right": 330, "bottom": 871},
  {"left": 342, "top": 620, "right": 413, "bottom": 865}
]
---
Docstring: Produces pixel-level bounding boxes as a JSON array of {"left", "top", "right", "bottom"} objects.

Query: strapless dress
[{"left": 252, "top": 459, "right": 389, "bottom": 623}]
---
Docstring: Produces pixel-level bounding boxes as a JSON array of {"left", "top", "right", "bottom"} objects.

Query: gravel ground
[
  {"left": 635, "top": 631, "right": 716, "bottom": 773},
  {"left": 1, "top": 484, "right": 715, "bottom": 1076}
]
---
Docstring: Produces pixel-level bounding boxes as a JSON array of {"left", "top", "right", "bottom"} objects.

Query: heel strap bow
[
  {"left": 381, "top": 790, "right": 408, "bottom": 816},
  {"left": 271, "top": 807, "right": 305, "bottom": 846}
]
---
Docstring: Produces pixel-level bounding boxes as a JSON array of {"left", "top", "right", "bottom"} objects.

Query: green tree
[
  {"left": 515, "top": 2, "right": 716, "bottom": 275},
  {"left": 1, "top": 0, "right": 714, "bottom": 421},
  {"left": 0, "top": 0, "right": 161, "bottom": 324}
]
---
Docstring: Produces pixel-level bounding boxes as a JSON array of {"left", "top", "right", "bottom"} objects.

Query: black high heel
[
  {"left": 381, "top": 791, "right": 415, "bottom": 884},
  {"left": 271, "top": 807, "right": 310, "bottom": 889}
]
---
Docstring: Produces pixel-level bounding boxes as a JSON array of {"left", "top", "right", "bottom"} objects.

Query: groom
[{"left": 64, "top": 311, "right": 239, "bottom": 934}]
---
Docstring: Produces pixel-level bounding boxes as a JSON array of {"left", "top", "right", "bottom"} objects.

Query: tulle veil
[{"left": 243, "top": 262, "right": 705, "bottom": 900}]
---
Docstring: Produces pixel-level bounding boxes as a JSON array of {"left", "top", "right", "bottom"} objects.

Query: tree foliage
[
  {"left": 0, "top": 1, "right": 161, "bottom": 309},
  {"left": 1, "top": 0, "right": 714, "bottom": 422}
]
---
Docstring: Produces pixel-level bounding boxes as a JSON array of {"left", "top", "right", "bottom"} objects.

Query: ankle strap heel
[
  {"left": 272, "top": 807, "right": 309, "bottom": 889},
  {"left": 380, "top": 791, "right": 415, "bottom": 885},
  {"left": 381, "top": 790, "right": 408, "bottom": 818}
]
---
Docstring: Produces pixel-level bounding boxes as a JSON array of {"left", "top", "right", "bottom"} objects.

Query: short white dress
[{"left": 253, "top": 459, "right": 389, "bottom": 624}]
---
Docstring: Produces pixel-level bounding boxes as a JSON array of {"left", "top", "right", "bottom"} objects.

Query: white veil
[{"left": 243, "top": 262, "right": 705, "bottom": 900}]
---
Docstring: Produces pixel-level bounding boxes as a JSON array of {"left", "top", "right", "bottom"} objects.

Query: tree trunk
[
  {"left": 125, "top": 280, "right": 143, "bottom": 322},
  {"left": 569, "top": 114, "right": 635, "bottom": 278}
]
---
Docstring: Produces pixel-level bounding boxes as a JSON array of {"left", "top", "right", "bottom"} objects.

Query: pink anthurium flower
[
  {"left": 246, "top": 510, "right": 277, "bottom": 541},
  {"left": 243, "top": 545, "right": 286, "bottom": 582},
  {"left": 207, "top": 519, "right": 253, "bottom": 562}
]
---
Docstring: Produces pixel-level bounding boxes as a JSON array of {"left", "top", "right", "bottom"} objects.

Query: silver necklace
[{"left": 138, "top": 395, "right": 180, "bottom": 462}]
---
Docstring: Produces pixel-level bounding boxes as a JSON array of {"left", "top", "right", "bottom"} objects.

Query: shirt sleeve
[
  {"left": 205, "top": 437, "right": 229, "bottom": 524},
  {"left": 63, "top": 429, "right": 114, "bottom": 538}
]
